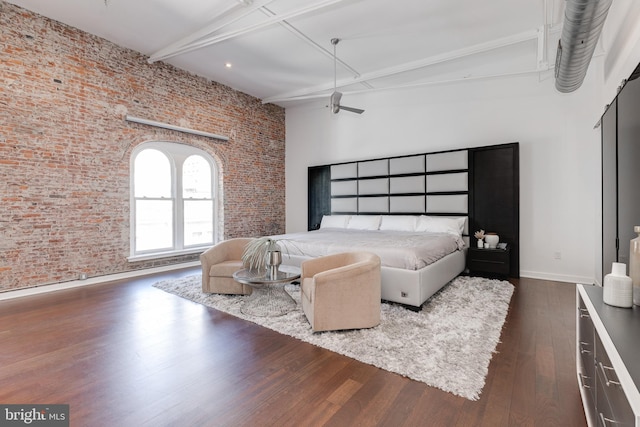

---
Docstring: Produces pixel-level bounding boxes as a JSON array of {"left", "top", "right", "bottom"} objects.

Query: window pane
[
  {"left": 184, "top": 200, "right": 213, "bottom": 246},
  {"left": 134, "top": 149, "right": 171, "bottom": 198},
  {"left": 136, "top": 200, "right": 173, "bottom": 251},
  {"left": 183, "top": 155, "right": 211, "bottom": 199}
]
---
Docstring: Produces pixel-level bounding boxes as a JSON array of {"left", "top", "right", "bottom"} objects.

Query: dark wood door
[
  {"left": 601, "top": 98, "right": 617, "bottom": 281},
  {"left": 616, "top": 72, "right": 640, "bottom": 267}
]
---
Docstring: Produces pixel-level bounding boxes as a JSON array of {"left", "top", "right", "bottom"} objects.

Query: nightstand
[{"left": 467, "top": 247, "right": 511, "bottom": 277}]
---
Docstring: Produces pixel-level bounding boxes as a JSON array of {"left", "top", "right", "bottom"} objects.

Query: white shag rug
[{"left": 153, "top": 275, "right": 513, "bottom": 401}]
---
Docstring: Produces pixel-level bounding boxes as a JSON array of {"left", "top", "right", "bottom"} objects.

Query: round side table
[{"left": 232, "top": 265, "right": 301, "bottom": 317}]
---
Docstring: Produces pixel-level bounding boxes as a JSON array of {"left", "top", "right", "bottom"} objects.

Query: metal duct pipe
[{"left": 555, "top": 0, "right": 613, "bottom": 93}]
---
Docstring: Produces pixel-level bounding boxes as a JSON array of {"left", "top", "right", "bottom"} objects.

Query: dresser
[{"left": 576, "top": 284, "right": 640, "bottom": 426}]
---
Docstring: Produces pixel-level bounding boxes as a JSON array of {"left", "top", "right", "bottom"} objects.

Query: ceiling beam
[
  {"left": 537, "top": 0, "right": 564, "bottom": 71},
  {"left": 257, "top": 6, "right": 373, "bottom": 89},
  {"left": 148, "top": 0, "right": 274, "bottom": 64},
  {"left": 263, "top": 29, "right": 539, "bottom": 104},
  {"left": 267, "top": 67, "right": 555, "bottom": 104},
  {"left": 148, "top": 0, "right": 276, "bottom": 63},
  {"left": 148, "top": 0, "right": 345, "bottom": 63}
]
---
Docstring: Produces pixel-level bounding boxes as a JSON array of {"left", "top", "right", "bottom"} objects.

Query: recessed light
[{"left": 225, "top": 62, "right": 232, "bottom": 69}]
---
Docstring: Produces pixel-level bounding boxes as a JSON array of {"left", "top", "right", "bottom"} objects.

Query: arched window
[
  {"left": 182, "top": 155, "right": 213, "bottom": 247},
  {"left": 131, "top": 142, "right": 217, "bottom": 259}
]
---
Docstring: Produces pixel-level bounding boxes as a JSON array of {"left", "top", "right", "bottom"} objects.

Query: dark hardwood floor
[{"left": 0, "top": 269, "right": 587, "bottom": 426}]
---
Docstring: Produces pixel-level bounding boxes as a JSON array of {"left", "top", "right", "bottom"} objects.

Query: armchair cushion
[{"left": 209, "top": 260, "right": 244, "bottom": 277}]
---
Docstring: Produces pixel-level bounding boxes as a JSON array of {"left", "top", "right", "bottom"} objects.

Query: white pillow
[
  {"left": 454, "top": 216, "right": 467, "bottom": 234},
  {"left": 379, "top": 215, "right": 417, "bottom": 232},
  {"left": 320, "top": 215, "right": 351, "bottom": 229},
  {"left": 347, "top": 215, "right": 381, "bottom": 230},
  {"left": 416, "top": 216, "right": 465, "bottom": 236}
]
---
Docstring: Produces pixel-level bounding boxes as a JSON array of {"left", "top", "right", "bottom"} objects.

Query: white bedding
[{"left": 271, "top": 228, "right": 465, "bottom": 271}]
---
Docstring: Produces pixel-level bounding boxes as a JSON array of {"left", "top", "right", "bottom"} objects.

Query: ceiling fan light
[{"left": 330, "top": 91, "right": 342, "bottom": 114}]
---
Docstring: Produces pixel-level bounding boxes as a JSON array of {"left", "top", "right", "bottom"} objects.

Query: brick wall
[{"left": 0, "top": 2, "right": 286, "bottom": 291}]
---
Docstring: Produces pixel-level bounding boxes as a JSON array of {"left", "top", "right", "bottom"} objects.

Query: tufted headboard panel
[{"left": 328, "top": 149, "right": 469, "bottom": 217}]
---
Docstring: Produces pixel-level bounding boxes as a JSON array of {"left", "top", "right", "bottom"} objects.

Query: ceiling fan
[{"left": 330, "top": 38, "right": 364, "bottom": 115}]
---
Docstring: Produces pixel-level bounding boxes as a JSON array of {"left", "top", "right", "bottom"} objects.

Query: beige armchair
[
  {"left": 200, "top": 238, "right": 253, "bottom": 295},
  {"left": 300, "top": 252, "right": 381, "bottom": 332}
]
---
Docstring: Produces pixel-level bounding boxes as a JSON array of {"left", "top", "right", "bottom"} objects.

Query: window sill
[{"left": 128, "top": 247, "right": 209, "bottom": 263}]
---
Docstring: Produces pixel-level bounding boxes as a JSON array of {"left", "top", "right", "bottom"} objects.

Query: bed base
[{"left": 282, "top": 250, "right": 466, "bottom": 309}]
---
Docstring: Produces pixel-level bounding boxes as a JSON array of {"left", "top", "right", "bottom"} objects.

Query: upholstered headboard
[{"left": 328, "top": 150, "right": 468, "bottom": 217}]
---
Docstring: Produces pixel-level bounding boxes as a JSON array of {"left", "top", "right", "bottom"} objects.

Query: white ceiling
[{"left": 7, "top": 0, "right": 566, "bottom": 107}]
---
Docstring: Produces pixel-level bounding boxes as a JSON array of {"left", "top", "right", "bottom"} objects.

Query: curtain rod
[{"left": 125, "top": 115, "right": 229, "bottom": 141}]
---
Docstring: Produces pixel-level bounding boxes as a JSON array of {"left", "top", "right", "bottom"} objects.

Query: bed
[
  {"left": 287, "top": 143, "right": 519, "bottom": 307},
  {"left": 274, "top": 214, "right": 468, "bottom": 309}
]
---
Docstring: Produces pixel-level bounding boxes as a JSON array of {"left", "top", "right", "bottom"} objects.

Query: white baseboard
[
  {"left": 519, "top": 270, "right": 595, "bottom": 286},
  {"left": 0, "top": 261, "right": 201, "bottom": 301}
]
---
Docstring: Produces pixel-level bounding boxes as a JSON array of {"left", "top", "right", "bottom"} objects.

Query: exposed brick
[{"left": 0, "top": 2, "right": 286, "bottom": 291}]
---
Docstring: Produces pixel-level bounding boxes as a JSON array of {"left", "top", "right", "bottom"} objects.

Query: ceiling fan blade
[{"left": 339, "top": 105, "right": 365, "bottom": 114}]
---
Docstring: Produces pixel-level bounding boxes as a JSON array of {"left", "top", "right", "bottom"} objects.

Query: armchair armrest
[
  {"left": 301, "top": 252, "right": 355, "bottom": 280},
  {"left": 200, "top": 238, "right": 252, "bottom": 266},
  {"left": 312, "top": 260, "right": 378, "bottom": 286}
]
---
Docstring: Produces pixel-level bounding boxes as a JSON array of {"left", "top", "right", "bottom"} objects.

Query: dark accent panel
[
  {"left": 469, "top": 143, "right": 519, "bottom": 277},
  {"left": 308, "top": 165, "right": 331, "bottom": 230}
]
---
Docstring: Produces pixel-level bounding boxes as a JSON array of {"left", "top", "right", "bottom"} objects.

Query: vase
[
  {"left": 266, "top": 250, "right": 282, "bottom": 279},
  {"left": 485, "top": 233, "right": 499, "bottom": 249},
  {"left": 603, "top": 262, "right": 633, "bottom": 308},
  {"left": 630, "top": 226, "right": 640, "bottom": 306},
  {"left": 477, "top": 239, "right": 484, "bottom": 248}
]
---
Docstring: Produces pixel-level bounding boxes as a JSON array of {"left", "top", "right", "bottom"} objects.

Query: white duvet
[{"left": 270, "top": 228, "right": 465, "bottom": 271}]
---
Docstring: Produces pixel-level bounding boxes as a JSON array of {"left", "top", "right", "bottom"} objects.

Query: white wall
[
  {"left": 601, "top": 0, "right": 640, "bottom": 102},
  {"left": 285, "top": 71, "right": 601, "bottom": 284}
]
